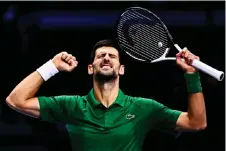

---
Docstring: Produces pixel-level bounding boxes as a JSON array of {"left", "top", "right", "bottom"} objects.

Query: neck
[{"left": 93, "top": 78, "right": 119, "bottom": 108}]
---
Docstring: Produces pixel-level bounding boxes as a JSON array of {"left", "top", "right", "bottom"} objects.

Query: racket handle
[
  {"left": 191, "top": 59, "right": 224, "bottom": 81},
  {"left": 174, "top": 44, "right": 183, "bottom": 52},
  {"left": 174, "top": 44, "right": 224, "bottom": 81}
]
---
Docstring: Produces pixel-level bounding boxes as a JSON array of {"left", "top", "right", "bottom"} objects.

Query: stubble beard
[{"left": 94, "top": 70, "right": 118, "bottom": 84}]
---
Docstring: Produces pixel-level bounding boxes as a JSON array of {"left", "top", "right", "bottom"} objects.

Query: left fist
[{"left": 176, "top": 47, "right": 199, "bottom": 73}]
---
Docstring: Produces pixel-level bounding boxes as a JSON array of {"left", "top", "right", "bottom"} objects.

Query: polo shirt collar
[{"left": 87, "top": 88, "right": 125, "bottom": 108}]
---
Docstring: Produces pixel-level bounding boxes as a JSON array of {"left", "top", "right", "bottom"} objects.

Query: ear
[
  {"left": 88, "top": 64, "right": 93, "bottom": 75},
  {"left": 119, "top": 65, "right": 125, "bottom": 75}
]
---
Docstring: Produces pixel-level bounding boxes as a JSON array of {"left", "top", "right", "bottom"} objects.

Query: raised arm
[
  {"left": 175, "top": 48, "right": 206, "bottom": 131},
  {"left": 144, "top": 48, "right": 206, "bottom": 133},
  {"left": 6, "top": 52, "right": 78, "bottom": 118},
  {"left": 6, "top": 71, "right": 45, "bottom": 118}
]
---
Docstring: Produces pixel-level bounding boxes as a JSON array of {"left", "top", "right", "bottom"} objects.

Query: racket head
[{"left": 116, "top": 7, "right": 174, "bottom": 63}]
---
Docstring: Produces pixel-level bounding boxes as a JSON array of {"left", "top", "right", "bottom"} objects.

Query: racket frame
[{"left": 116, "top": 7, "right": 224, "bottom": 81}]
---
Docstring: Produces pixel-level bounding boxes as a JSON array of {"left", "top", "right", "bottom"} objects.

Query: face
[{"left": 88, "top": 46, "right": 124, "bottom": 82}]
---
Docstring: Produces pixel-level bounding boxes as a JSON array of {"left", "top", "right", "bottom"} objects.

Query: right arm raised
[{"left": 6, "top": 52, "right": 78, "bottom": 119}]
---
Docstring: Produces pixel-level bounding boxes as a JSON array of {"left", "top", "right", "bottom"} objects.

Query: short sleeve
[
  {"left": 150, "top": 100, "right": 182, "bottom": 131},
  {"left": 137, "top": 97, "right": 182, "bottom": 131},
  {"left": 38, "top": 95, "right": 79, "bottom": 123}
]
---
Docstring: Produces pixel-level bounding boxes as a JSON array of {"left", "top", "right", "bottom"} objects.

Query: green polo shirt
[{"left": 38, "top": 89, "right": 182, "bottom": 151}]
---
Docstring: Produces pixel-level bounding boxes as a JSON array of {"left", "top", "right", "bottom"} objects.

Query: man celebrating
[{"left": 6, "top": 39, "right": 206, "bottom": 151}]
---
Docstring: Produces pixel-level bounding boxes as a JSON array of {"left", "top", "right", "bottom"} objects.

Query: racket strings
[
  {"left": 129, "top": 23, "right": 167, "bottom": 58},
  {"left": 121, "top": 11, "right": 167, "bottom": 59},
  {"left": 119, "top": 11, "right": 165, "bottom": 59},
  {"left": 118, "top": 12, "right": 153, "bottom": 60},
  {"left": 129, "top": 26, "right": 162, "bottom": 60},
  {"left": 117, "top": 9, "right": 168, "bottom": 61}
]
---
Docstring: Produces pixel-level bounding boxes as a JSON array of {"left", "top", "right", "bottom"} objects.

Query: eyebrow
[{"left": 97, "top": 52, "right": 118, "bottom": 56}]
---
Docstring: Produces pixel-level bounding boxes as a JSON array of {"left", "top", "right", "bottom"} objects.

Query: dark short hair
[{"left": 90, "top": 39, "right": 122, "bottom": 63}]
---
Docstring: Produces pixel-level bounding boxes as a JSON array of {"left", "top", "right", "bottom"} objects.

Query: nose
[{"left": 103, "top": 54, "right": 110, "bottom": 61}]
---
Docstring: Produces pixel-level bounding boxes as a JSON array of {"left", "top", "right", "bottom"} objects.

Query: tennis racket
[{"left": 116, "top": 7, "right": 224, "bottom": 81}]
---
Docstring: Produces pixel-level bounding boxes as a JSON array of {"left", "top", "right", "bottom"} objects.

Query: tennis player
[{"left": 6, "top": 39, "right": 206, "bottom": 151}]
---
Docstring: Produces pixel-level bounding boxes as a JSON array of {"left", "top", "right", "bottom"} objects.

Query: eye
[
  {"left": 97, "top": 54, "right": 105, "bottom": 58},
  {"left": 110, "top": 54, "right": 117, "bottom": 58}
]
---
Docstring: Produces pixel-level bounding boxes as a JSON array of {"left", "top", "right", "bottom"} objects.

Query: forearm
[
  {"left": 187, "top": 93, "right": 206, "bottom": 125},
  {"left": 7, "top": 71, "right": 44, "bottom": 103},
  {"left": 185, "top": 73, "right": 206, "bottom": 127}
]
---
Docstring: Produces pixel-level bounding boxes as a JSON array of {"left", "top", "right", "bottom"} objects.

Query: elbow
[
  {"left": 6, "top": 94, "right": 24, "bottom": 109},
  {"left": 201, "top": 123, "right": 207, "bottom": 130},
  {"left": 6, "top": 95, "right": 13, "bottom": 106},
  {"left": 195, "top": 124, "right": 207, "bottom": 131},
  {"left": 6, "top": 95, "right": 17, "bottom": 109},
  {"left": 191, "top": 122, "right": 207, "bottom": 131}
]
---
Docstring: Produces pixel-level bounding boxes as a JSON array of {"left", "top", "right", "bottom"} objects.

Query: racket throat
[{"left": 151, "top": 48, "right": 176, "bottom": 63}]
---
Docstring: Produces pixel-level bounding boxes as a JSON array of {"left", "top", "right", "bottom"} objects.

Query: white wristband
[{"left": 37, "top": 60, "right": 59, "bottom": 81}]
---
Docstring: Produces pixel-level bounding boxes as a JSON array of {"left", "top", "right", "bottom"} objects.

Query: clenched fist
[
  {"left": 52, "top": 52, "right": 78, "bottom": 72},
  {"left": 176, "top": 48, "right": 199, "bottom": 73}
]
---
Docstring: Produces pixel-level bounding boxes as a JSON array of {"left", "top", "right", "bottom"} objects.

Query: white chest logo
[{"left": 126, "top": 114, "right": 135, "bottom": 120}]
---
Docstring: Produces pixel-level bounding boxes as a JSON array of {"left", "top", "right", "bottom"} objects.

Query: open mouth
[{"left": 100, "top": 64, "right": 112, "bottom": 69}]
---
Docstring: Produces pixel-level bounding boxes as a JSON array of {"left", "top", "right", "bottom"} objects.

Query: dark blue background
[{"left": 0, "top": 1, "right": 225, "bottom": 151}]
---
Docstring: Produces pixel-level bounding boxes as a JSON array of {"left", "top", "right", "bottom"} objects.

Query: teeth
[{"left": 102, "top": 65, "right": 111, "bottom": 68}]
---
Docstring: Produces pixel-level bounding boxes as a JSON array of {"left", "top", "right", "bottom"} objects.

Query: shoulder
[
  {"left": 124, "top": 95, "right": 159, "bottom": 109},
  {"left": 38, "top": 95, "right": 84, "bottom": 102},
  {"left": 38, "top": 95, "right": 86, "bottom": 107}
]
